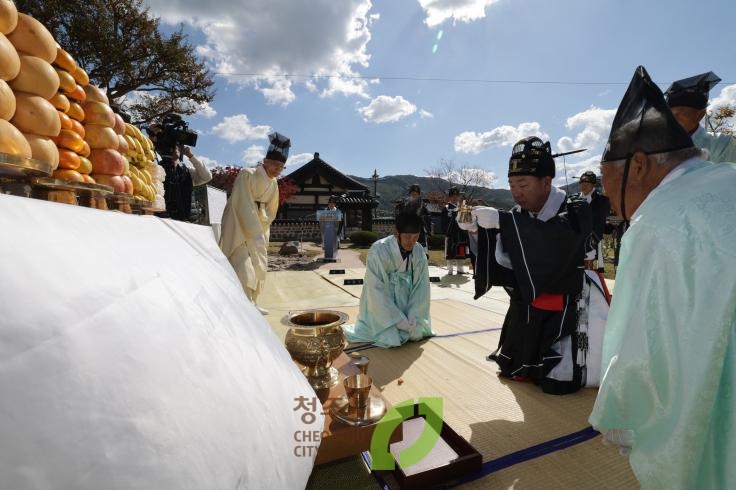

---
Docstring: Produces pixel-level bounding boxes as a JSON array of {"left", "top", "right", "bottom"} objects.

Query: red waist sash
[{"left": 531, "top": 293, "right": 564, "bottom": 311}]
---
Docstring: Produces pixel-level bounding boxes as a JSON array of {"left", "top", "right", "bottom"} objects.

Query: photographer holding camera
[{"left": 148, "top": 115, "right": 212, "bottom": 221}]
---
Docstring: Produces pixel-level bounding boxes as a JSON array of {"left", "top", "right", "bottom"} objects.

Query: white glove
[
  {"left": 397, "top": 318, "right": 413, "bottom": 332},
  {"left": 473, "top": 206, "right": 499, "bottom": 229},
  {"left": 601, "top": 429, "right": 634, "bottom": 456},
  {"left": 456, "top": 213, "right": 478, "bottom": 232},
  {"left": 253, "top": 234, "right": 267, "bottom": 248}
]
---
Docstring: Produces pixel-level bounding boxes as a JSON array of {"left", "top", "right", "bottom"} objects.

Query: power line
[
  {"left": 215, "top": 72, "right": 632, "bottom": 85},
  {"left": 218, "top": 72, "right": 736, "bottom": 87}
]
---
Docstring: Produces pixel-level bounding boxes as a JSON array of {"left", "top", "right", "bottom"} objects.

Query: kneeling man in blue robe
[{"left": 343, "top": 212, "right": 434, "bottom": 348}]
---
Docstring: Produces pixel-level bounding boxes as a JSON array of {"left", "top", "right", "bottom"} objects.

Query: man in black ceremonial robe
[
  {"left": 576, "top": 171, "right": 610, "bottom": 272},
  {"left": 459, "top": 137, "right": 597, "bottom": 395}
]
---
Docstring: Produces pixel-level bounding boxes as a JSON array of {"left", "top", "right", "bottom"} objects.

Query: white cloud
[
  {"left": 145, "top": 0, "right": 377, "bottom": 106},
  {"left": 552, "top": 153, "right": 603, "bottom": 188},
  {"left": 417, "top": 0, "right": 502, "bottom": 27},
  {"left": 286, "top": 152, "right": 314, "bottom": 170},
  {"left": 454, "top": 122, "right": 548, "bottom": 154},
  {"left": 193, "top": 154, "right": 219, "bottom": 169},
  {"left": 211, "top": 114, "right": 272, "bottom": 143},
  {"left": 190, "top": 100, "right": 217, "bottom": 119},
  {"left": 556, "top": 106, "right": 616, "bottom": 153},
  {"left": 358, "top": 95, "right": 417, "bottom": 123},
  {"left": 242, "top": 144, "right": 265, "bottom": 165},
  {"left": 419, "top": 109, "right": 434, "bottom": 118}
]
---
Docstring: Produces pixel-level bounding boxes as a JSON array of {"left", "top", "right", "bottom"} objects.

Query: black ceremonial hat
[
  {"left": 265, "top": 132, "right": 291, "bottom": 163},
  {"left": 395, "top": 212, "right": 423, "bottom": 233},
  {"left": 579, "top": 171, "right": 597, "bottom": 184},
  {"left": 408, "top": 184, "right": 421, "bottom": 193},
  {"left": 602, "top": 66, "right": 693, "bottom": 162},
  {"left": 665, "top": 71, "right": 721, "bottom": 110},
  {"left": 508, "top": 136, "right": 555, "bottom": 178}
]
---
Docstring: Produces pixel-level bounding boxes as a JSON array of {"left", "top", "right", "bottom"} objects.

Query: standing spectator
[
  {"left": 149, "top": 122, "right": 212, "bottom": 221},
  {"left": 440, "top": 186, "right": 469, "bottom": 275},
  {"left": 219, "top": 132, "right": 290, "bottom": 315},
  {"left": 590, "top": 66, "right": 736, "bottom": 488},
  {"left": 576, "top": 171, "right": 610, "bottom": 272},
  {"left": 394, "top": 184, "right": 431, "bottom": 252}
]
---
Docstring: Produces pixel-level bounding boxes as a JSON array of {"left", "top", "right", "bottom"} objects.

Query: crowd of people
[{"left": 169, "top": 64, "right": 735, "bottom": 488}]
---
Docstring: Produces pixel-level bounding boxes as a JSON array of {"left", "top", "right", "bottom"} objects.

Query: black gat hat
[
  {"left": 508, "top": 136, "right": 555, "bottom": 178},
  {"left": 602, "top": 66, "right": 693, "bottom": 162},
  {"left": 665, "top": 71, "right": 721, "bottom": 110}
]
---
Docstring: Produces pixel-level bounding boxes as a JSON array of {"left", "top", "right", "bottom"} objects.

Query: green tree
[{"left": 16, "top": 0, "right": 215, "bottom": 124}]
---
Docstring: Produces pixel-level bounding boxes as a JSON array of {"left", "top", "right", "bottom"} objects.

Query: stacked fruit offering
[
  {"left": 2, "top": 10, "right": 61, "bottom": 170},
  {"left": 50, "top": 46, "right": 94, "bottom": 183},
  {"left": 83, "top": 84, "right": 130, "bottom": 194}
]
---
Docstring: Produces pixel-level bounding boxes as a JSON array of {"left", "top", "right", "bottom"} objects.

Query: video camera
[{"left": 147, "top": 113, "right": 198, "bottom": 161}]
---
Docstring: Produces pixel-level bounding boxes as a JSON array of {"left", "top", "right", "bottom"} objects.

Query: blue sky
[{"left": 140, "top": 0, "right": 736, "bottom": 189}]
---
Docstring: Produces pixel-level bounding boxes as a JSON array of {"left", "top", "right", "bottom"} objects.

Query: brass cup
[
  {"left": 457, "top": 201, "right": 473, "bottom": 224},
  {"left": 344, "top": 374, "right": 372, "bottom": 409},
  {"left": 349, "top": 352, "right": 370, "bottom": 374}
]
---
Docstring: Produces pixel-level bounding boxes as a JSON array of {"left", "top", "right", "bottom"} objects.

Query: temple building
[{"left": 278, "top": 152, "right": 378, "bottom": 231}]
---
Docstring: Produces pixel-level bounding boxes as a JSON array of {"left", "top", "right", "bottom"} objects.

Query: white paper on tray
[
  {"left": 0, "top": 194, "right": 322, "bottom": 490},
  {"left": 390, "top": 417, "right": 459, "bottom": 476}
]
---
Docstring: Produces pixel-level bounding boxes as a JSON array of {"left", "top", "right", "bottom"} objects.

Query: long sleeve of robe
[
  {"left": 589, "top": 159, "right": 736, "bottom": 489},
  {"left": 343, "top": 235, "right": 433, "bottom": 348},
  {"left": 218, "top": 165, "right": 279, "bottom": 300}
]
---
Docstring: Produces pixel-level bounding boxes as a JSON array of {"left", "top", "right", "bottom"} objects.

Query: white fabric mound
[{"left": 0, "top": 194, "right": 321, "bottom": 490}]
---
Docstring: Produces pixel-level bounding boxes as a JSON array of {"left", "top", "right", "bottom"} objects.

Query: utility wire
[{"left": 214, "top": 72, "right": 736, "bottom": 86}]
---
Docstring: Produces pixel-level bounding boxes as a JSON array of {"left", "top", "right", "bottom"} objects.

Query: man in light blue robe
[
  {"left": 590, "top": 66, "right": 736, "bottom": 489},
  {"left": 343, "top": 212, "right": 433, "bottom": 348},
  {"left": 666, "top": 71, "right": 736, "bottom": 163}
]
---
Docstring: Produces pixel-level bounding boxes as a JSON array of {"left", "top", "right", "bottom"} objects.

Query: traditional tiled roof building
[{"left": 279, "top": 152, "right": 378, "bottom": 231}]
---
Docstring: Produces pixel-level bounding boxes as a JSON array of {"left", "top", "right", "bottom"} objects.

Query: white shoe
[
  {"left": 255, "top": 305, "right": 269, "bottom": 315},
  {"left": 447, "top": 265, "right": 455, "bottom": 275},
  {"left": 457, "top": 266, "right": 466, "bottom": 274}
]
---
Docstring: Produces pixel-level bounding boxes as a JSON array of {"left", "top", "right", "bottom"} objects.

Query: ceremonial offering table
[{"left": 314, "top": 353, "right": 402, "bottom": 465}]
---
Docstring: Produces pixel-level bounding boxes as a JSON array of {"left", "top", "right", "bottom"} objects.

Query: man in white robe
[
  {"left": 219, "top": 132, "right": 289, "bottom": 315},
  {"left": 590, "top": 66, "right": 736, "bottom": 489},
  {"left": 343, "top": 213, "right": 434, "bottom": 348}
]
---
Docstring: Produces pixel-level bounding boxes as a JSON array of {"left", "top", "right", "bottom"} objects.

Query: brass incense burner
[
  {"left": 457, "top": 200, "right": 473, "bottom": 224},
  {"left": 284, "top": 310, "right": 348, "bottom": 390}
]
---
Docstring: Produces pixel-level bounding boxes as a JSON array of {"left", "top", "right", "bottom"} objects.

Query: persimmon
[
  {"left": 58, "top": 110, "right": 73, "bottom": 130},
  {"left": 50, "top": 92, "right": 70, "bottom": 112},
  {"left": 69, "top": 118, "right": 85, "bottom": 138},
  {"left": 54, "top": 66, "right": 76, "bottom": 94},
  {"left": 71, "top": 65, "right": 89, "bottom": 86},
  {"left": 52, "top": 128, "right": 85, "bottom": 153},
  {"left": 77, "top": 155, "right": 92, "bottom": 174},
  {"left": 66, "top": 83, "right": 86, "bottom": 103},
  {"left": 54, "top": 47, "right": 77, "bottom": 73},
  {"left": 57, "top": 148, "right": 81, "bottom": 170},
  {"left": 67, "top": 101, "right": 84, "bottom": 122},
  {"left": 52, "top": 168, "right": 84, "bottom": 182}
]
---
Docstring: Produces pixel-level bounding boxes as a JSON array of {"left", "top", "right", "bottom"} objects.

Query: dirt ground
[{"left": 267, "top": 242, "right": 363, "bottom": 271}]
